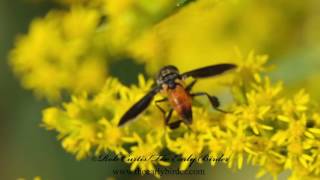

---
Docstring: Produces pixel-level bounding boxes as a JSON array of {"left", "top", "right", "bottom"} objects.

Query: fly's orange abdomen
[{"left": 168, "top": 85, "right": 193, "bottom": 123}]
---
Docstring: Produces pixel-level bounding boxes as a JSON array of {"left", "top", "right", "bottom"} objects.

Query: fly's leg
[
  {"left": 155, "top": 98, "right": 176, "bottom": 128},
  {"left": 154, "top": 96, "right": 186, "bottom": 130},
  {"left": 155, "top": 98, "right": 168, "bottom": 115},
  {"left": 168, "top": 120, "right": 183, "bottom": 129},
  {"left": 163, "top": 109, "right": 183, "bottom": 130},
  {"left": 186, "top": 79, "right": 197, "bottom": 92},
  {"left": 165, "top": 109, "right": 173, "bottom": 125},
  {"left": 191, "top": 92, "right": 229, "bottom": 113}
]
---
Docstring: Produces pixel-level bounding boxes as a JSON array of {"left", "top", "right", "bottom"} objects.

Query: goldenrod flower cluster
[
  {"left": 9, "top": 0, "right": 320, "bottom": 179},
  {"left": 40, "top": 53, "right": 320, "bottom": 179},
  {"left": 9, "top": 6, "right": 106, "bottom": 100}
]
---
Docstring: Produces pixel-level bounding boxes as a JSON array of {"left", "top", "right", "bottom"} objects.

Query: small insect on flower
[{"left": 118, "top": 64, "right": 237, "bottom": 129}]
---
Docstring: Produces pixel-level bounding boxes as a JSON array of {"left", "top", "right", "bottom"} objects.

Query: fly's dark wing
[
  {"left": 118, "top": 86, "right": 160, "bottom": 126},
  {"left": 182, "top": 64, "right": 237, "bottom": 79}
]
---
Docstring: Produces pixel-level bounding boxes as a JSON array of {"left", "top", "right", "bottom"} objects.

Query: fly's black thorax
[{"left": 156, "top": 65, "right": 181, "bottom": 89}]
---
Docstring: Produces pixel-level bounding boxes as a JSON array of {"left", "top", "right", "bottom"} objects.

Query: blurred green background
[{"left": 1, "top": 0, "right": 319, "bottom": 180}]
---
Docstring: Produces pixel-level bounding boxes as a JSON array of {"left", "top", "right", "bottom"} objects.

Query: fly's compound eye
[{"left": 156, "top": 78, "right": 164, "bottom": 85}]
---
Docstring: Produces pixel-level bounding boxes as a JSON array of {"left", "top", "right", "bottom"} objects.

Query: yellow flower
[
  {"left": 189, "top": 107, "right": 215, "bottom": 133},
  {"left": 223, "top": 126, "right": 250, "bottom": 170},
  {"left": 278, "top": 90, "right": 310, "bottom": 120},
  {"left": 95, "top": 118, "right": 128, "bottom": 156},
  {"left": 309, "top": 141, "right": 320, "bottom": 175},
  {"left": 205, "top": 127, "right": 228, "bottom": 166},
  {"left": 233, "top": 76, "right": 280, "bottom": 135},
  {"left": 9, "top": 6, "right": 106, "bottom": 100},
  {"left": 256, "top": 159, "right": 284, "bottom": 180},
  {"left": 124, "top": 133, "right": 170, "bottom": 178},
  {"left": 166, "top": 133, "right": 205, "bottom": 170}
]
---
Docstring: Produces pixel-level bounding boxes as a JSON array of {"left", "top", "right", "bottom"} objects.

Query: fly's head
[{"left": 156, "top": 65, "right": 181, "bottom": 89}]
